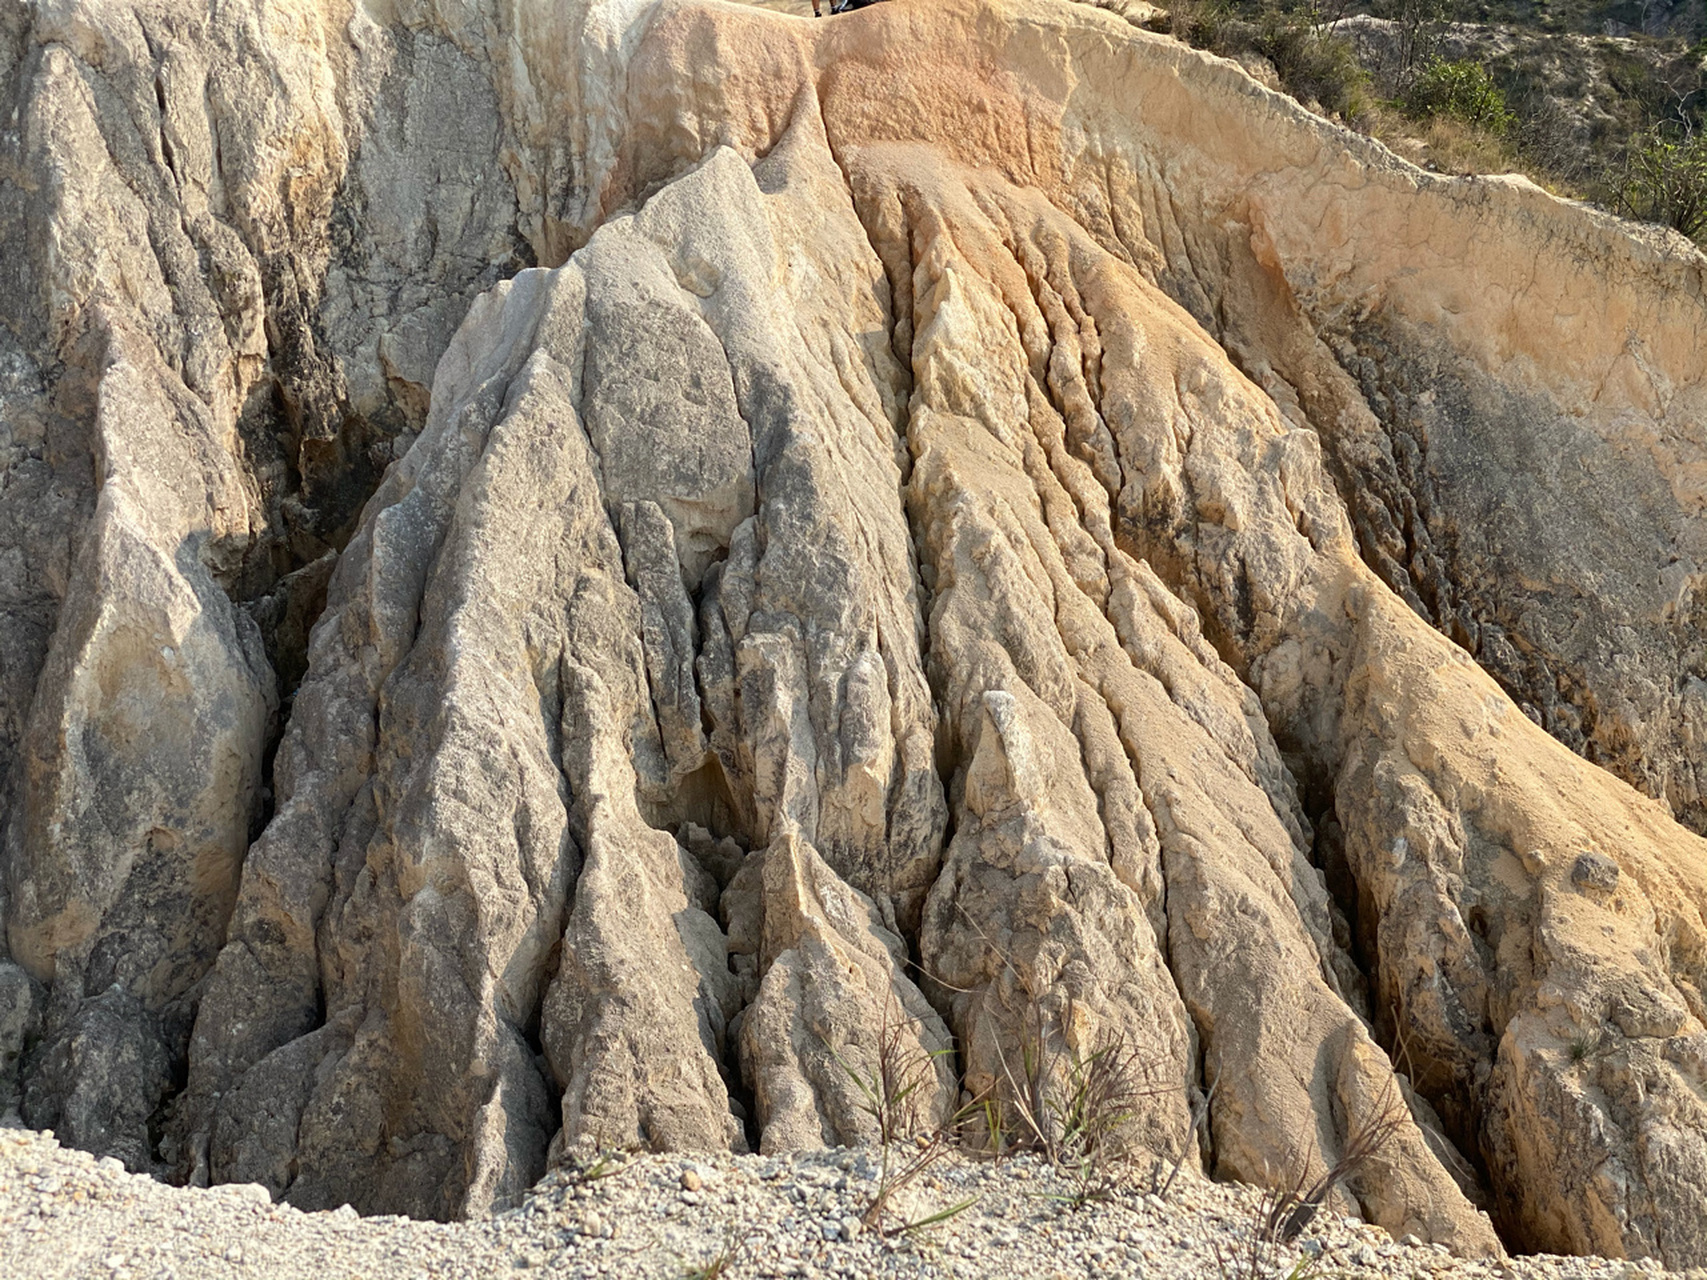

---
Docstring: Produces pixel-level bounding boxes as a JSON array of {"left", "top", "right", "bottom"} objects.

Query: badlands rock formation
[{"left": 2, "top": 0, "right": 1707, "bottom": 1267}]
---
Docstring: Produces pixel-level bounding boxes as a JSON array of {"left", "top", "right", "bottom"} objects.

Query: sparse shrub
[
  {"left": 1162, "top": 0, "right": 1237, "bottom": 49},
  {"left": 830, "top": 997, "right": 979, "bottom": 1237},
  {"left": 1212, "top": 1081, "right": 1409, "bottom": 1280},
  {"left": 1256, "top": 9, "right": 1376, "bottom": 123},
  {"left": 1380, "top": 0, "right": 1453, "bottom": 82},
  {"left": 1150, "top": 1074, "right": 1218, "bottom": 1199},
  {"left": 990, "top": 991, "right": 1175, "bottom": 1209},
  {"left": 1605, "top": 123, "right": 1707, "bottom": 239},
  {"left": 682, "top": 1228, "right": 742, "bottom": 1280},
  {"left": 1258, "top": 1084, "right": 1409, "bottom": 1243},
  {"left": 1508, "top": 96, "right": 1597, "bottom": 189},
  {"left": 1157, "top": 0, "right": 1372, "bottom": 125},
  {"left": 556, "top": 1144, "right": 631, "bottom": 1187}
]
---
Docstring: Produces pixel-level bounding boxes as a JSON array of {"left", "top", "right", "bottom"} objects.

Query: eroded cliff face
[{"left": 2, "top": 0, "right": 1706, "bottom": 1265}]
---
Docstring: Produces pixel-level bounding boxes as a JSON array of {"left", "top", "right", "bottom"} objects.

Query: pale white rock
[
  {"left": 739, "top": 832, "right": 956, "bottom": 1152},
  {"left": 1, "top": 0, "right": 1706, "bottom": 1268}
]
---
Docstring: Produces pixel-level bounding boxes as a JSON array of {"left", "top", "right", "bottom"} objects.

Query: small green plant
[
  {"left": 1214, "top": 1234, "right": 1326, "bottom": 1280},
  {"left": 978, "top": 1092, "right": 1009, "bottom": 1162},
  {"left": 1260, "top": 1081, "right": 1410, "bottom": 1244},
  {"left": 1150, "top": 1073, "right": 1219, "bottom": 1199},
  {"left": 1214, "top": 1077, "right": 1409, "bottom": 1278},
  {"left": 829, "top": 996, "right": 981, "bottom": 1238},
  {"left": 555, "top": 1142, "right": 631, "bottom": 1187},
  {"left": 682, "top": 1227, "right": 742, "bottom": 1280},
  {"left": 937, "top": 913, "right": 1177, "bottom": 1210},
  {"left": 832, "top": 995, "right": 944, "bottom": 1146},
  {"left": 856, "top": 1122, "right": 980, "bottom": 1238},
  {"left": 1060, "top": 1035, "right": 1151, "bottom": 1207},
  {"left": 991, "top": 991, "right": 1171, "bottom": 1209},
  {"left": 1568, "top": 1032, "right": 1603, "bottom": 1062}
]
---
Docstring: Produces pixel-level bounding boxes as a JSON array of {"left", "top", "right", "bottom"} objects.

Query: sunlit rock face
[{"left": 3, "top": 0, "right": 1706, "bottom": 1264}]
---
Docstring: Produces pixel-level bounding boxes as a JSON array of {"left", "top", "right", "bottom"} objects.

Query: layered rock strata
[{"left": 2, "top": 0, "right": 1706, "bottom": 1266}]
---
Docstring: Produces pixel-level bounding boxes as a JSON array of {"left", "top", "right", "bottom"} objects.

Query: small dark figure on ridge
[{"left": 811, "top": 0, "right": 886, "bottom": 17}]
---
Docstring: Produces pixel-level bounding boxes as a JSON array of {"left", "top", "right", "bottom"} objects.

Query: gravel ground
[{"left": 0, "top": 1123, "right": 1698, "bottom": 1280}]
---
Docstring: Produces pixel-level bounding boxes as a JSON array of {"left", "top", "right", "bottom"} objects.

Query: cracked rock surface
[{"left": 3, "top": 0, "right": 1707, "bottom": 1268}]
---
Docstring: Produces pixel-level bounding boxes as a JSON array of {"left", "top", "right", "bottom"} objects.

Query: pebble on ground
[{"left": 1, "top": 1123, "right": 1700, "bottom": 1280}]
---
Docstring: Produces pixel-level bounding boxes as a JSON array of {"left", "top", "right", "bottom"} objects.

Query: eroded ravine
[{"left": 3, "top": 0, "right": 1707, "bottom": 1267}]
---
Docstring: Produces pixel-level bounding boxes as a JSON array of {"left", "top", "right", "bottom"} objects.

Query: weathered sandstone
[{"left": 3, "top": 0, "right": 1706, "bottom": 1266}]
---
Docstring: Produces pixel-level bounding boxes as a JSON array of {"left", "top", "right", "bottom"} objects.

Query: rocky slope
[{"left": 1, "top": 0, "right": 1706, "bottom": 1268}]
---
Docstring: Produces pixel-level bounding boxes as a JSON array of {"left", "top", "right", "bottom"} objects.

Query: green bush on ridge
[{"left": 1404, "top": 56, "right": 1516, "bottom": 131}]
